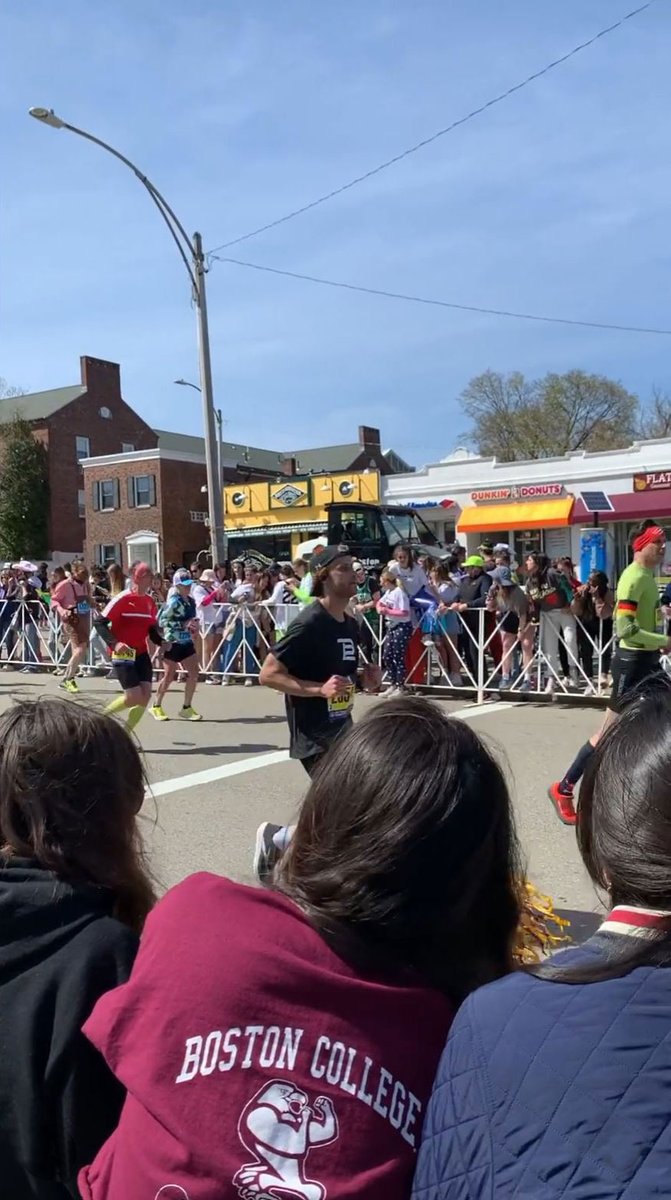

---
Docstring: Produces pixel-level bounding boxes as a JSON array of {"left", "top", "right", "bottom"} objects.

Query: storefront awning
[
  {"left": 458, "top": 497, "right": 574, "bottom": 533},
  {"left": 571, "top": 491, "right": 671, "bottom": 524}
]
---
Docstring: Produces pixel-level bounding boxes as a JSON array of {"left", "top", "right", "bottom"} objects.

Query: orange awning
[{"left": 457, "top": 497, "right": 574, "bottom": 534}]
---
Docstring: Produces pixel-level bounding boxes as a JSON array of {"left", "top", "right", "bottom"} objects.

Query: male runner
[
  {"left": 547, "top": 519, "right": 671, "bottom": 825},
  {"left": 255, "top": 545, "right": 374, "bottom": 876},
  {"left": 94, "top": 561, "right": 163, "bottom": 732}
]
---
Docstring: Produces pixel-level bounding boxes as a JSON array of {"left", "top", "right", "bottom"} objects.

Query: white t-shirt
[
  {"left": 192, "top": 583, "right": 225, "bottom": 629},
  {"left": 388, "top": 562, "right": 429, "bottom": 598},
  {"left": 379, "top": 585, "right": 411, "bottom": 627}
]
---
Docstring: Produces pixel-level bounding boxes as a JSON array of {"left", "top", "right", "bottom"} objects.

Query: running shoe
[
  {"left": 253, "top": 822, "right": 283, "bottom": 884},
  {"left": 547, "top": 781, "right": 577, "bottom": 826},
  {"left": 151, "top": 704, "right": 169, "bottom": 721},
  {"left": 60, "top": 678, "right": 79, "bottom": 694},
  {"left": 179, "top": 705, "right": 203, "bottom": 721}
]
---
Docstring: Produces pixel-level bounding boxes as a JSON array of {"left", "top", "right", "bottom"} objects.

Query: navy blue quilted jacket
[{"left": 412, "top": 936, "right": 671, "bottom": 1199}]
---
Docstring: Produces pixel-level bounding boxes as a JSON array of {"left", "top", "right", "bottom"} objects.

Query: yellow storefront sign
[{"left": 224, "top": 472, "right": 381, "bottom": 551}]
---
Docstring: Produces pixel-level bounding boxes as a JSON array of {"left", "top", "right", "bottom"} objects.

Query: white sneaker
[
  {"left": 244, "top": 678, "right": 254, "bottom": 687},
  {"left": 221, "top": 677, "right": 231, "bottom": 687},
  {"left": 544, "top": 678, "right": 555, "bottom": 695},
  {"left": 583, "top": 682, "right": 596, "bottom": 696}
]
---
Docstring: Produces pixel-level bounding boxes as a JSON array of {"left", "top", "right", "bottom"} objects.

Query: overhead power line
[
  {"left": 211, "top": 254, "right": 671, "bottom": 337},
  {"left": 207, "top": 2, "right": 655, "bottom": 255}
]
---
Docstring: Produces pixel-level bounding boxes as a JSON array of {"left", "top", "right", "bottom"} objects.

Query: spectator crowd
[{"left": 0, "top": 544, "right": 619, "bottom": 698}]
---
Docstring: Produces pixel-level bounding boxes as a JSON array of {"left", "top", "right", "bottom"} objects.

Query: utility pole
[{"left": 192, "top": 232, "right": 225, "bottom": 565}]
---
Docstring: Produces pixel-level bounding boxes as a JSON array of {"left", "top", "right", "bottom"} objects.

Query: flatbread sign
[{"left": 633, "top": 472, "right": 671, "bottom": 492}]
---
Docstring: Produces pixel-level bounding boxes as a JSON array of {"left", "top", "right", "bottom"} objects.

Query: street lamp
[
  {"left": 28, "top": 106, "right": 226, "bottom": 566},
  {"left": 174, "top": 379, "right": 225, "bottom": 525}
]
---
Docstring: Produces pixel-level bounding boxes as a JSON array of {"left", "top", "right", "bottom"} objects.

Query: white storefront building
[{"left": 382, "top": 437, "right": 671, "bottom": 582}]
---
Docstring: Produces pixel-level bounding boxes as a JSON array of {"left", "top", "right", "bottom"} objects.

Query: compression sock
[
  {"left": 561, "top": 742, "right": 595, "bottom": 792},
  {"left": 105, "top": 695, "right": 128, "bottom": 716},
  {"left": 125, "top": 705, "right": 146, "bottom": 733}
]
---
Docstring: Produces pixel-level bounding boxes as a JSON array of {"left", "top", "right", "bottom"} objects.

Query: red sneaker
[{"left": 547, "top": 782, "right": 577, "bottom": 826}]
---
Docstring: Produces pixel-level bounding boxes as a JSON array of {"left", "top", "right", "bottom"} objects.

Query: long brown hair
[
  {"left": 107, "top": 563, "right": 125, "bottom": 596},
  {"left": 276, "top": 697, "right": 521, "bottom": 1002},
  {"left": 0, "top": 699, "right": 156, "bottom": 933}
]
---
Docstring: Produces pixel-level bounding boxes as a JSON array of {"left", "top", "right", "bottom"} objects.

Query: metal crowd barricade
[{"left": 0, "top": 597, "right": 620, "bottom": 704}]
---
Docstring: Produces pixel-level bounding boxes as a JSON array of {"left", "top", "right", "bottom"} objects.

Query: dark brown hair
[
  {"left": 0, "top": 699, "right": 156, "bottom": 934},
  {"left": 536, "top": 676, "right": 671, "bottom": 983},
  {"left": 276, "top": 697, "right": 521, "bottom": 1002}
]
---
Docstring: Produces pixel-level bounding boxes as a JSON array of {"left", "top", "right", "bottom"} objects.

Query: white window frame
[
  {"left": 76, "top": 435, "right": 91, "bottom": 461},
  {"left": 133, "top": 474, "right": 152, "bottom": 507},
  {"left": 98, "top": 544, "right": 117, "bottom": 567},
  {"left": 99, "top": 480, "right": 116, "bottom": 512},
  {"left": 122, "top": 441, "right": 135, "bottom": 453},
  {"left": 77, "top": 489, "right": 86, "bottom": 519}
]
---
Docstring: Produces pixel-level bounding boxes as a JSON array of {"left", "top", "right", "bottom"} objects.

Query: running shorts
[
  {"left": 164, "top": 640, "right": 197, "bottom": 664},
  {"left": 113, "top": 650, "right": 153, "bottom": 691},
  {"left": 608, "top": 648, "right": 664, "bottom": 711}
]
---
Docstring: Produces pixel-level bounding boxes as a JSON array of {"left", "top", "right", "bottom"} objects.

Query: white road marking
[{"left": 145, "top": 701, "right": 513, "bottom": 799}]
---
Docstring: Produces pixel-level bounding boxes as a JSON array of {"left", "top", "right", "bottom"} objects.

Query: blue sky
[{"left": 2, "top": 1, "right": 670, "bottom": 466}]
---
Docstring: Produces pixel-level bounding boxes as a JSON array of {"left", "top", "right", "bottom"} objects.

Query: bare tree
[
  {"left": 460, "top": 369, "right": 639, "bottom": 461},
  {"left": 638, "top": 386, "right": 671, "bottom": 440},
  {"left": 0, "top": 378, "right": 26, "bottom": 400}
]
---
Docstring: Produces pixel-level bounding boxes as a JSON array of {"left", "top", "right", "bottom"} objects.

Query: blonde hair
[{"left": 381, "top": 569, "right": 404, "bottom": 590}]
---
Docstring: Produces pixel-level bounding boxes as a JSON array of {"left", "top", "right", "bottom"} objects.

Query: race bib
[
  {"left": 328, "top": 684, "right": 355, "bottom": 721},
  {"left": 112, "top": 646, "right": 136, "bottom": 662},
  {"left": 77, "top": 600, "right": 90, "bottom": 615}
]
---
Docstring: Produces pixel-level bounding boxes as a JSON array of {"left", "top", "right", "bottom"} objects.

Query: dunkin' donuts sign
[{"left": 471, "top": 483, "right": 564, "bottom": 503}]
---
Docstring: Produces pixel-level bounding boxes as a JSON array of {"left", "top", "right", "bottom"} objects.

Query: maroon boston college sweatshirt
[{"left": 79, "top": 874, "right": 452, "bottom": 1200}]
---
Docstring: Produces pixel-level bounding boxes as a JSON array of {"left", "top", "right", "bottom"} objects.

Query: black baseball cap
[{"left": 309, "top": 544, "right": 351, "bottom": 572}]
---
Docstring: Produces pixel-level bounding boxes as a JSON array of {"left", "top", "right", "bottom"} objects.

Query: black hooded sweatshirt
[{"left": 0, "top": 858, "right": 139, "bottom": 1198}]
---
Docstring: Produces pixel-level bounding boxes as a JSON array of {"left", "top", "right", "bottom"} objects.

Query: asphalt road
[{"left": 0, "top": 670, "right": 606, "bottom": 943}]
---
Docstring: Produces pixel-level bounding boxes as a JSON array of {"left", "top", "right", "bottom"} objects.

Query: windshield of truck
[{"left": 380, "top": 509, "right": 440, "bottom": 546}]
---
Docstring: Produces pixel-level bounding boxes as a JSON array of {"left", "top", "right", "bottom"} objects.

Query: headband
[{"left": 632, "top": 525, "right": 665, "bottom": 553}]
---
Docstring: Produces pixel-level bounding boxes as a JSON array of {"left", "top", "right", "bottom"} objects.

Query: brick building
[
  {"left": 83, "top": 446, "right": 212, "bottom": 570},
  {"left": 0, "top": 356, "right": 156, "bottom": 560},
  {"left": 83, "top": 425, "right": 413, "bottom": 571}
]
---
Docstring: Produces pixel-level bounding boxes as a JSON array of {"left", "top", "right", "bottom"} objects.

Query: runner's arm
[
  {"left": 616, "top": 589, "right": 667, "bottom": 650},
  {"left": 260, "top": 653, "right": 338, "bottom": 698}
]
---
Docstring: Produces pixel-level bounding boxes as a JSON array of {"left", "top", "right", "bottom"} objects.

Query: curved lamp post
[{"left": 28, "top": 106, "right": 226, "bottom": 565}]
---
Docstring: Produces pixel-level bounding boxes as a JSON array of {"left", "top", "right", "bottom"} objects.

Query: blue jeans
[{"left": 222, "top": 623, "right": 259, "bottom": 677}]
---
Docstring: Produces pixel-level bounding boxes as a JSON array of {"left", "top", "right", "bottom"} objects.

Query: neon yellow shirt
[{"left": 615, "top": 561, "right": 666, "bottom": 651}]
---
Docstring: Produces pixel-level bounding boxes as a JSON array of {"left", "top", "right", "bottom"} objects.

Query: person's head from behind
[
  {"left": 310, "top": 547, "right": 356, "bottom": 601},
  {"left": 630, "top": 518, "right": 666, "bottom": 569},
  {"left": 0, "top": 699, "right": 155, "bottom": 933},
  {"left": 558, "top": 556, "right": 575, "bottom": 578},
  {"left": 51, "top": 566, "right": 66, "bottom": 587},
  {"left": 276, "top": 697, "right": 520, "bottom": 1002},
  {"left": 107, "top": 563, "right": 125, "bottom": 594},
  {"left": 578, "top": 678, "right": 671, "bottom": 912}
]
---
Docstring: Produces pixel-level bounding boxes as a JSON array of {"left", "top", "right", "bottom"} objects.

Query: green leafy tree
[
  {"left": 0, "top": 417, "right": 49, "bottom": 559},
  {"left": 460, "top": 369, "right": 639, "bottom": 461}
]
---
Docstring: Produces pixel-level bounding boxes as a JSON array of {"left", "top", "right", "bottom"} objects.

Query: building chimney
[
  {"left": 80, "top": 356, "right": 121, "bottom": 398},
  {"left": 358, "top": 425, "right": 381, "bottom": 449},
  {"left": 281, "top": 456, "right": 298, "bottom": 475}
]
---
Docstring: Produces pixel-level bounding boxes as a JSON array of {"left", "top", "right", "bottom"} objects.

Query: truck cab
[{"left": 326, "top": 502, "right": 444, "bottom": 570}]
